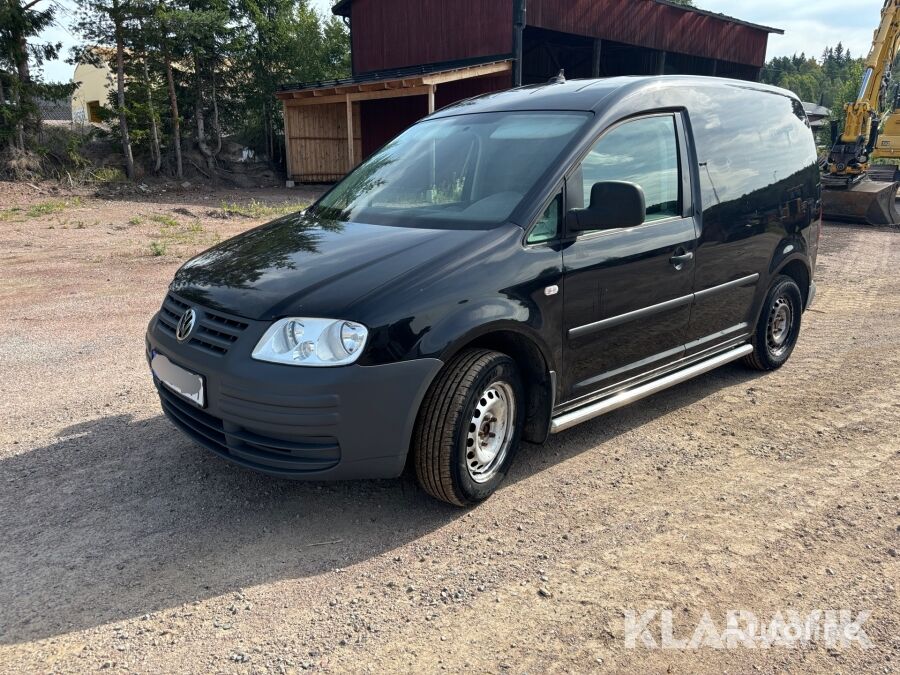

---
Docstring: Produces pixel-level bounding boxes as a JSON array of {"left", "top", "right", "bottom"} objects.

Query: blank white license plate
[{"left": 151, "top": 352, "right": 205, "bottom": 407}]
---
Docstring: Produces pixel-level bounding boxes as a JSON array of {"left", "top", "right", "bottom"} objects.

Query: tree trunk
[
  {"left": 210, "top": 72, "right": 221, "bottom": 157},
  {"left": 112, "top": 0, "right": 135, "bottom": 180},
  {"left": 164, "top": 49, "right": 182, "bottom": 179},
  {"left": 143, "top": 57, "right": 162, "bottom": 173},
  {"left": 0, "top": 74, "right": 10, "bottom": 151},
  {"left": 265, "top": 102, "right": 274, "bottom": 162},
  {"left": 193, "top": 50, "right": 217, "bottom": 185},
  {"left": 14, "top": 33, "right": 30, "bottom": 151}
]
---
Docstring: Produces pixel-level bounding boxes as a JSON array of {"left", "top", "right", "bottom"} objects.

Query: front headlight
[{"left": 252, "top": 318, "right": 369, "bottom": 367}]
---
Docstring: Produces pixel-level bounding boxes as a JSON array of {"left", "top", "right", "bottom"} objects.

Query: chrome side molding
[
  {"left": 693, "top": 273, "right": 759, "bottom": 300},
  {"left": 568, "top": 274, "right": 760, "bottom": 339},
  {"left": 550, "top": 344, "right": 753, "bottom": 433},
  {"left": 568, "top": 294, "right": 692, "bottom": 339}
]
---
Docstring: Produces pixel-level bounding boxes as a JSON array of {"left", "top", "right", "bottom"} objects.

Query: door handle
[{"left": 669, "top": 250, "right": 694, "bottom": 270}]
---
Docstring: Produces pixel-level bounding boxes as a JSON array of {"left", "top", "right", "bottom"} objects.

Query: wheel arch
[
  {"left": 774, "top": 256, "right": 812, "bottom": 308},
  {"left": 439, "top": 325, "right": 555, "bottom": 445}
]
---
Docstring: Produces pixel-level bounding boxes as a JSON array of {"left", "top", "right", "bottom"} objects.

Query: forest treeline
[
  {"left": 760, "top": 44, "right": 872, "bottom": 144},
  {"left": 1, "top": 0, "right": 349, "bottom": 181},
  {"left": 761, "top": 44, "right": 864, "bottom": 110}
]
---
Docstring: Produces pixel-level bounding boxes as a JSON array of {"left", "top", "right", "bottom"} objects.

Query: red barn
[{"left": 277, "top": 0, "right": 782, "bottom": 183}]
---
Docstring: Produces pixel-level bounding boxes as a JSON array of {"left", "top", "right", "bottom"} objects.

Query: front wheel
[
  {"left": 412, "top": 349, "right": 524, "bottom": 506},
  {"left": 743, "top": 275, "right": 803, "bottom": 371}
]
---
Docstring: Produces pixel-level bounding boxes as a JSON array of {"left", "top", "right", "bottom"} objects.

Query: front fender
[
  {"left": 416, "top": 302, "right": 558, "bottom": 445},
  {"left": 418, "top": 298, "right": 556, "bottom": 372}
]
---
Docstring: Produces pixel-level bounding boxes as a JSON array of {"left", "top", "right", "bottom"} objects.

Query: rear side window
[
  {"left": 580, "top": 115, "right": 680, "bottom": 222},
  {"left": 691, "top": 89, "right": 818, "bottom": 207}
]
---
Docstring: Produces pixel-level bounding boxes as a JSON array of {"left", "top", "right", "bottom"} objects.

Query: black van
[{"left": 147, "top": 76, "right": 820, "bottom": 506}]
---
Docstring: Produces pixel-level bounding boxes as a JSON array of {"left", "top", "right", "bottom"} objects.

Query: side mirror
[{"left": 566, "top": 181, "right": 646, "bottom": 231}]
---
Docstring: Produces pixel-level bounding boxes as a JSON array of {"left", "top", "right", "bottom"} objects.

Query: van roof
[{"left": 430, "top": 75, "right": 798, "bottom": 118}]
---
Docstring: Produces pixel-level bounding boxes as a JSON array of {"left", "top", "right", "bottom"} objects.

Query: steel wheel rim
[
  {"left": 465, "top": 381, "right": 516, "bottom": 483},
  {"left": 766, "top": 296, "right": 793, "bottom": 357}
]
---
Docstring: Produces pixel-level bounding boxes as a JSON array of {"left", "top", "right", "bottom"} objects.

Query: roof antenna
[{"left": 549, "top": 69, "right": 566, "bottom": 84}]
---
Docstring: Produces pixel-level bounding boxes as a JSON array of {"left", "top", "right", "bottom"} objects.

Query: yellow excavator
[{"left": 823, "top": 0, "right": 900, "bottom": 225}]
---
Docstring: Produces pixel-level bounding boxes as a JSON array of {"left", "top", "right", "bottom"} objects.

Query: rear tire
[
  {"left": 412, "top": 349, "right": 524, "bottom": 507},
  {"left": 743, "top": 275, "right": 803, "bottom": 371}
]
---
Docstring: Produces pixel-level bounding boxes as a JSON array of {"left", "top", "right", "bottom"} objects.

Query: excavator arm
[
  {"left": 823, "top": 0, "right": 900, "bottom": 225},
  {"left": 826, "top": 0, "right": 900, "bottom": 177}
]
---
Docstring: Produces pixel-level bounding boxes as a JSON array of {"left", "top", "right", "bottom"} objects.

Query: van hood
[{"left": 170, "top": 211, "right": 492, "bottom": 321}]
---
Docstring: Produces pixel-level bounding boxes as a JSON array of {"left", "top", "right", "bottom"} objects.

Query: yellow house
[{"left": 71, "top": 49, "right": 115, "bottom": 124}]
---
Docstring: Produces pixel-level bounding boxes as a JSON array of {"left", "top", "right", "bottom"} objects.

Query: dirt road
[{"left": 0, "top": 185, "right": 898, "bottom": 673}]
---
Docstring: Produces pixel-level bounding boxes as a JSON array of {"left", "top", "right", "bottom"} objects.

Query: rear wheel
[
  {"left": 412, "top": 349, "right": 524, "bottom": 506},
  {"left": 743, "top": 275, "right": 803, "bottom": 371}
]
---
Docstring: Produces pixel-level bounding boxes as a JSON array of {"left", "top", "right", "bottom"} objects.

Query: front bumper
[{"left": 146, "top": 303, "right": 442, "bottom": 480}]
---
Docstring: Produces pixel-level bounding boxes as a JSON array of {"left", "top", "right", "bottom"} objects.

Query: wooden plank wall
[
  {"left": 285, "top": 103, "right": 362, "bottom": 183},
  {"left": 350, "top": 0, "right": 513, "bottom": 74},
  {"left": 526, "top": 0, "right": 769, "bottom": 67}
]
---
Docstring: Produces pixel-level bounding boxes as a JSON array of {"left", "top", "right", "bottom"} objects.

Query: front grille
[
  {"left": 157, "top": 384, "right": 341, "bottom": 475},
  {"left": 156, "top": 294, "right": 249, "bottom": 356}
]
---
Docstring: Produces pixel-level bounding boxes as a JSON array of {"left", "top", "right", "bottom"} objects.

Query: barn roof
[
  {"left": 331, "top": 0, "right": 784, "bottom": 35},
  {"left": 277, "top": 54, "right": 511, "bottom": 96}
]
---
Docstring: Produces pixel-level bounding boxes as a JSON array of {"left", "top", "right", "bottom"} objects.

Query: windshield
[{"left": 312, "top": 111, "right": 591, "bottom": 228}]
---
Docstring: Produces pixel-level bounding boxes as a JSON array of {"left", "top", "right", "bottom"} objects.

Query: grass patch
[
  {"left": 26, "top": 197, "right": 83, "bottom": 218},
  {"left": 149, "top": 213, "right": 179, "bottom": 228},
  {"left": 147, "top": 217, "right": 207, "bottom": 257},
  {"left": 91, "top": 167, "right": 126, "bottom": 184},
  {"left": 164, "top": 220, "right": 204, "bottom": 243},
  {"left": 128, "top": 216, "right": 143, "bottom": 225},
  {"left": 0, "top": 207, "right": 25, "bottom": 221},
  {"left": 219, "top": 199, "right": 307, "bottom": 219},
  {"left": 1, "top": 197, "right": 83, "bottom": 222}
]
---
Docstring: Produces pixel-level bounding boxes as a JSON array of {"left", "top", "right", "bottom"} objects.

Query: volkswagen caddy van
[{"left": 147, "top": 76, "right": 820, "bottom": 505}]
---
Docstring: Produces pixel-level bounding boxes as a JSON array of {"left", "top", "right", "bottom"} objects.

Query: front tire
[
  {"left": 412, "top": 349, "right": 524, "bottom": 506},
  {"left": 743, "top": 275, "right": 803, "bottom": 371}
]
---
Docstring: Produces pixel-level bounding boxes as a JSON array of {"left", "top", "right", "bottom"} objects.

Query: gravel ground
[{"left": 0, "top": 182, "right": 898, "bottom": 674}]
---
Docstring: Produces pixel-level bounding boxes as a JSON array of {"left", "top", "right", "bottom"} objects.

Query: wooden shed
[
  {"left": 277, "top": 0, "right": 782, "bottom": 184},
  {"left": 276, "top": 57, "right": 511, "bottom": 183}
]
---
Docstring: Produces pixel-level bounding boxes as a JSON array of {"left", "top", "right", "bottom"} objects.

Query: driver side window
[{"left": 580, "top": 115, "right": 681, "bottom": 222}]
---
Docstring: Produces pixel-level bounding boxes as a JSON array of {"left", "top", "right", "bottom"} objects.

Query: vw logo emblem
[{"left": 176, "top": 308, "right": 197, "bottom": 342}]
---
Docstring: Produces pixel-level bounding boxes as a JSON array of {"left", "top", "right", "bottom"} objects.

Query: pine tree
[
  {"left": 0, "top": 0, "right": 70, "bottom": 152},
  {"left": 74, "top": 0, "right": 137, "bottom": 179}
]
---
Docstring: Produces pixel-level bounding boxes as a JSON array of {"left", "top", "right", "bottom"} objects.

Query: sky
[{"left": 36, "top": 0, "right": 883, "bottom": 84}]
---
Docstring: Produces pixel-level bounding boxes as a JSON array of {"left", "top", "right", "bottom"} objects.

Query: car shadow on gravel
[{"left": 0, "top": 363, "right": 762, "bottom": 645}]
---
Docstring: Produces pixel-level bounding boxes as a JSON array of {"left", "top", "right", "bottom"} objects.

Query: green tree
[
  {"left": 233, "top": 0, "right": 349, "bottom": 162},
  {"left": 761, "top": 45, "right": 873, "bottom": 145},
  {"left": 0, "top": 0, "right": 71, "bottom": 152},
  {"left": 74, "top": 0, "right": 140, "bottom": 179},
  {"left": 9, "top": 0, "right": 351, "bottom": 181}
]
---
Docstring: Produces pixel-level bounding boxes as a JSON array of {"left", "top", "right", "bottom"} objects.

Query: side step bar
[{"left": 550, "top": 344, "right": 753, "bottom": 434}]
